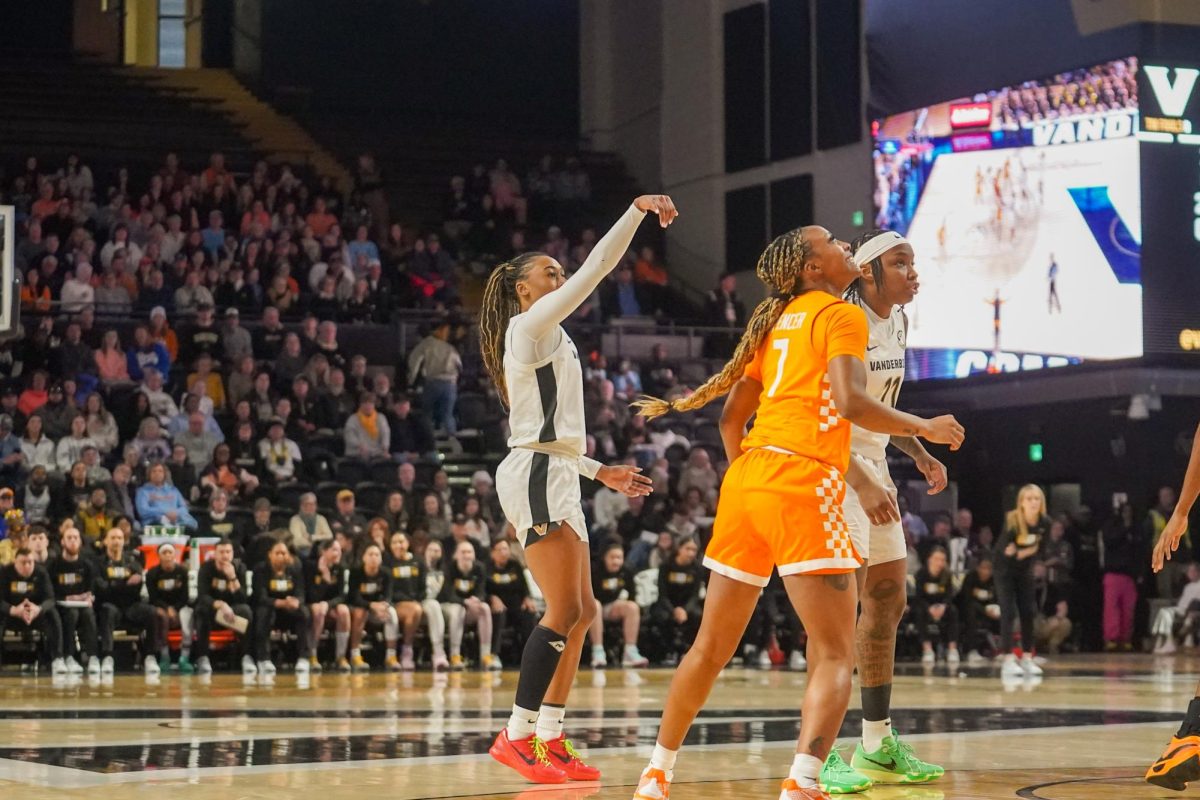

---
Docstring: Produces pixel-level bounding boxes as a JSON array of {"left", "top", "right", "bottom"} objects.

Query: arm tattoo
[{"left": 823, "top": 574, "right": 851, "bottom": 591}]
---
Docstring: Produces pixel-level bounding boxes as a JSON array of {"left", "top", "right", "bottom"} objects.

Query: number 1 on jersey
[
  {"left": 767, "top": 339, "right": 789, "bottom": 398},
  {"left": 881, "top": 375, "right": 902, "bottom": 407}
]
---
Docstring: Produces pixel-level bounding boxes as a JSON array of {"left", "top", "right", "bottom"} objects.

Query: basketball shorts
[
  {"left": 496, "top": 448, "right": 588, "bottom": 549},
  {"left": 704, "top": 447, "right": 861, "bottom": 587},
  {"left": 842, "top": 453, "right": 907, "bottom": 565}
]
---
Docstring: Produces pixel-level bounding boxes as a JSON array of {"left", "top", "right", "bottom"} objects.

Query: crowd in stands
[
  {"left": 994, "top": 57, "right": 1138, "bottom": 129},
  {"left": 1, "top": 147, "right": 1186, "bottom": 679}
]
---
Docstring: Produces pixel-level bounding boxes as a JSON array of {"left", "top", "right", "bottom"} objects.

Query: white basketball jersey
[
  {"left": 849, "top": 301, "right": 907, "bottom": 461},
  {"left": 504, "top": 314, "right": 587, "bottom": 459}
]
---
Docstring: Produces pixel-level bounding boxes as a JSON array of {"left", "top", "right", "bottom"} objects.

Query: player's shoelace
[
  {"left": 531, "top": 736, "right": 553, "bottom": 765},
  {"left": 823, "top": 750, "right": 858, "bottom": 777},
  {"left": 886, "top": 734, "right": 937, "bottom": 776},
  {"left": 562, "top": 738, "right": 585, "bottom": 762}
]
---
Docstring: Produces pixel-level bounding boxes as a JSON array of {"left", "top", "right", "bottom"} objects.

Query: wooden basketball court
[{"left": 0, "top": 654, "right": 1195, "bottom": 799}]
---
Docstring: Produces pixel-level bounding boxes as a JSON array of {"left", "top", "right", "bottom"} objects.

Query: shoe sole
[
  {"left": 1148, "top": 753, "right": 1200, "bottom": 791},
  {"left": 818, "top": 780, "right": 872, "bottom": 794},
  {"left": 853, "top": 767, "right": 933, "bottom": 785}
]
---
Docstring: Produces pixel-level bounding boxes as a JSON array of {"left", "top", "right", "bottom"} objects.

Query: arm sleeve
[
  {"left": 823, "top": 303, "right": 869, "bottom": 361},
  {"left": 510, "top": 204, "right": 646, "bottom": 354},
  {"left": 578, "top": 456, "right": 602, "bottom": 481}
]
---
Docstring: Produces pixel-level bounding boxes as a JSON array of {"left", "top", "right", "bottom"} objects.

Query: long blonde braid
[
  {"left": 479, "top": 253, "right": 546, "bottom": 408},
  {"left": 633, "top": 228, "right": 812, "bottom": 419}
]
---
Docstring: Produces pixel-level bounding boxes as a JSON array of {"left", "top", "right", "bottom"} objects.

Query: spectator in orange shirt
[
  {"left": 634, "top": 246, "right": 668, "bottom": 287},
  {"left": 20, "top": 268, "right": 52, "bottom": 315},
  {"left": 148, "top": 307, "right": 179, "bottom": 363},
  {"left": 200, "top": 152, "right": 236, "bottom": 193},
  {"left": 306, "top": 197, "right": 338, "bottom": 238},
  {"left": 31, "top": 182, "right": 58, "bottom": 220}
]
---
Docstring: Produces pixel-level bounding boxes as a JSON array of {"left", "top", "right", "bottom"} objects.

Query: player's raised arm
[{"left": 516, "top": 195, "right": 677, "bottom": 343}]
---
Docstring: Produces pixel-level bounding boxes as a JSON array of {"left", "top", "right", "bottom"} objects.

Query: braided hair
[
  {"left": 479, "top": 252, "right": 548, "bottom": 408},
  {"left": 843, "top": 228, "right": 892, "bottom": 305},
  {"left": 633, "top": 228, "right": 813, "bottom": 419}
]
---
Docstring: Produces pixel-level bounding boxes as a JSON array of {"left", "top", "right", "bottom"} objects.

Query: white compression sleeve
[
  {"left": 578, "top": 456, "right": 602, "bottom": 481},
  {"left": 509, "top": 203, "right": 646, "bottom": 364}
]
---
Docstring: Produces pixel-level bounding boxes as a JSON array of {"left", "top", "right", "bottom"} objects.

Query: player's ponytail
[
  {"left": 633, "top": 228, "right": 812, "bottom": 419},
  {"left": 479, "top": 252, "right": 546, "bottom": 409}
]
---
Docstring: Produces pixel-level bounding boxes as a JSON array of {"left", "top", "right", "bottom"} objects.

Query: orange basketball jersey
[{"left": 741, "top": 291, "right": 869, "bottom": 472}]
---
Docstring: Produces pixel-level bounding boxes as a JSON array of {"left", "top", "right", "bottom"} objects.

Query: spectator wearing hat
[
  {"left": 331, "top": 490, "right": 369, "bottom": 541},
  {"left": 40, "top": 383, "right": 80, "bottom": 442},
  {"left": 259, "top": 418, "right": 302, "bottom": 485},
  {"left": 221, "top": 308, "right": 253, "bottom": 364},
  {"left": 344, "top": 391, "right": 390, "bottom": 462},
  {"left": 136, "top": 462, "right": 198, "bottom": 530},
  {"left": 289, "top": 492, "right": 333, "bottom": 557}
]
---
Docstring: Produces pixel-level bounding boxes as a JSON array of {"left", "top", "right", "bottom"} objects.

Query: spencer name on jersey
[{"left": 851, "top": 300, "right": 907, "bottom": 461}]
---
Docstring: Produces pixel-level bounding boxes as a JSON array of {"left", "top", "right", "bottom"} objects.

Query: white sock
[
  {"left": 862, "top": 718, "right": 891, "bottom": 753},
  {"left": 789, "top": 753, "right": 824, "bottom": 788},
  {"left": 506, "top": 703, "right": 538, "bottom": 741},
  {"left": 335, "top": 632, "right": 349, "bottom": 658},
  {"left": 650, "top": 743, "right": 677, "bottom": 772},
  {"left": 625, "top": 644, "right": 640, "bottom": 655},
  {"left": 350, "top": 647, "right": 361, "bottom": 658},
  {"left": 480, "top": 642, "right": 492, "bottom": 659},
  {"left": 535, "top": 703, "right": 566, "bottom": 742},
  {"left": 592, "top": 644, "right": 605, "bottom": 657},
  {"left": 386, "top": 647, "right": 396, "bottom": 658}
]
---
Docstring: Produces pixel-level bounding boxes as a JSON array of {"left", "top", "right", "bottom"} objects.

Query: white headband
[{"left": 853, "top": 232, "right": 910, "bottom": 267}]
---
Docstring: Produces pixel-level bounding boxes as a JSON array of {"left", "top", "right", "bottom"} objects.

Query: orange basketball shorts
[{"left": 703, "top": 447, "right": 861, "bottom": 586}]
